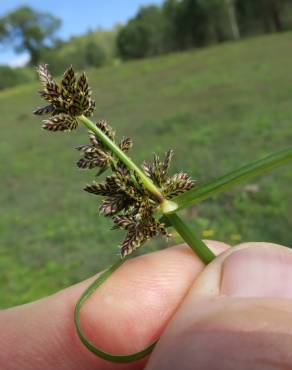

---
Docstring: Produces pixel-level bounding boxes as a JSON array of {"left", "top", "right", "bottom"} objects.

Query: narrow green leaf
[
  {"left": 171, "top": 147, "right": 292, "bottom": 212},
  {"left": 74, "top": 259, "right": 157, "bottom": 363}
]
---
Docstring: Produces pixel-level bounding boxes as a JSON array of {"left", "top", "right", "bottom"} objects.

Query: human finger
[
  {"left": 147, "top": 242, "right": 292, "bottom": 370},
  {"left": 0, "top": 241, "right": 228, "bottom": 370}
]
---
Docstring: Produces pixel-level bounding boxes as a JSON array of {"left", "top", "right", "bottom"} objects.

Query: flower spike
[
  {"left": 34, "top": 64, "right": 95, "bottom": 131},
  {"left": 34, "top": 65, "right": 195, "bottom": 257}
]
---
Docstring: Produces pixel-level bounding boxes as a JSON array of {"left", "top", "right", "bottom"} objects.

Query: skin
[{"left": 1, "top": 241, "right": 292, "bottom": 370}]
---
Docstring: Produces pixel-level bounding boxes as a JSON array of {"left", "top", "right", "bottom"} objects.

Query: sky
[{"left": 0, "top": 0, "right": 164, "bottom": 66}]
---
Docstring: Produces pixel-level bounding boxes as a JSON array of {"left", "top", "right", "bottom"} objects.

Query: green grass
[{"left": 1, "top": 32, "right": 292, "bottom": 308}]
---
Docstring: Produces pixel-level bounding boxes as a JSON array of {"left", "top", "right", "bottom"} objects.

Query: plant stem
[
  {"left": 166, "top": 213, "right": 215, "bottom": 264},
  {"left": 79, "top": 115, "right": 164, "bottom": 203}
]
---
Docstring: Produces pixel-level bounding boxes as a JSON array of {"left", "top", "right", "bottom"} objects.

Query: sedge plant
[{"left": 33, "top": 65, "right": 292, "bottom": 363}]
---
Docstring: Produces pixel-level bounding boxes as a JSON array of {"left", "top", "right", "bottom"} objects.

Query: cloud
[{"left": 8, "top": 53, "right": 30, "bottom": 68}]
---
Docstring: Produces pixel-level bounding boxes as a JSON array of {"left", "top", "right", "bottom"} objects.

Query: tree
[
  {"left": 117, "top": 5, "right": 165, "bottom": 60},
  {"left": 84, "top": 41, "right": 106, "bottom": 68},
  {"left": 236, "top": 0, "right": 291, "bottom": 35},
  {"left": 260, "top": 0, "right": 287, "bottom": 32},
  {"left": 198, "top": 0, "right": 232, "bottom": 43},
  {"left": 174, "top": 0, "right": 211, "bottom": 49},
  {"left": 162, "top": 0, "right": 181, "bottom": 51},
  {"left": 225, "top": 0, "right": 240, "bottom": 40},
  {"left": 0, "top": 65, "right": 35, "bottom": 90},
  {"left": 0, "top": 6, "right": 61, "bottom": 65}
]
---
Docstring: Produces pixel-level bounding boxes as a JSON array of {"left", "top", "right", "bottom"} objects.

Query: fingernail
[{"left": 221, "top": 247, "right": 292, "bottom": 298}]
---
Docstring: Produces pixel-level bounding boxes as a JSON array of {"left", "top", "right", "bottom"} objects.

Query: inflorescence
[
  {"left": 34, "top": 64, "right": 95, "bottom": 130},
  {"left": 34, "top": 65, "right": 195, "bottom": 257}
]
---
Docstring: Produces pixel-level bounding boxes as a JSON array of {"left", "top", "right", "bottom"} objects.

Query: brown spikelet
[
  {"left": 154, "top": 219, "right": 169, "bottom": 237},
  {"left": 112, "top": 215, "right": 135, "bottom": 230},
  {"left": 68, "top": 96, "right": 83, "bottom": 116},
  {"left": 120, "top": 229, "right": 147, "bottom": 258},
  {"left": 76, "top": 145, "right": 96, "bottom": 154},
  {"left": 77, "top": 72, "right": 90, "bottom": 95},
  {"left": 39, "top": 91, "right": 55, "bottom": 102},
  {"left": 99, "top": 196, "right": 127, "bottom": 216},
  {"left": 137, "top": 199, "right": 153, "bottom": 219},
  {"left": 142, "top": 161, "right": 152, "bottom": 178},
  {"left": 162, "top": 150, "right": 173, "bottom": 177},
  {"left": 121, "top": 183, "right": 141, "bottom": 201},
  {"left": 153, "top": 154, "right": 163, "bottom": 186},
  {"left": 65, "top": 116, "right": 78, "bottom": 130},
  {"left": 116, "top": 161, "right": 130, "bottom": 177},
  {"left": 46, "top": 81, "right": 60, "bottom": 98},
  {"left": 77, "top": 154, "right": 109, "bottom": 169},
  {"left": 119, "top": 137, "right": 133, "bottom": 152},
  {"left": 85, "top": 99, "right": 96, "bottom": 116},
  {"left": 61, "top": 66, "right": 76, "bottom": 94},
  {"left": 105, "top": 174, "right": 120, "bottom": 192},
  {"left": 84, "top": 182, "right": 111, "bottom": 196},
  {"left": 34, "top": 105, "right": 54, "bottom": 116},
  {"left": 80, "top": 97, "right": 90, "bottom": 113},
  {"left": 96, "top": 120, "right": 115, "bottom": 140},
  {"left": 142, "top": 154, "right": 164, "bottom": 187},
  {"left": 88, "top": 131, "right": 99, "bottom": 147},
  {"left": 36, "top": 64, "right": 53, "bottom": 88},
  {"left": 163, "top": 172, "right": 195, "bottom": 198},
  {"left": 42, "top": 114, "right": 78, "bottom": 132}
]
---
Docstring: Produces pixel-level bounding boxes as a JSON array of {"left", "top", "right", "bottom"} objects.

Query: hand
[{"left": 1, "top": 241, "right": 292, "bottom": 370}]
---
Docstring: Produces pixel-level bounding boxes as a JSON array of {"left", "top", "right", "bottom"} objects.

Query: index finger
[{"left": 0, "top": 242, "right": 228, "bottom": 370}]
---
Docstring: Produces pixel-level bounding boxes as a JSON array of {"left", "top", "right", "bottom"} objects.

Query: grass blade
[
  {"left": 74, "top": 259, "right": 157, "bottom": 362},
  {"left": 171, "top": 147, "right": 292, "bottom": 212}
]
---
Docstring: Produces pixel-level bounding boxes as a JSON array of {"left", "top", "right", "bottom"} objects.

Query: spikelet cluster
[
  {"left": 79, "top": 120, "right": 195, "bottom": 257},
  {"left": 34, "top": 65, "right": 95, "bottom": 131},
  {"left": 34, "top": 65, "right": 195, "bottom": 258}
]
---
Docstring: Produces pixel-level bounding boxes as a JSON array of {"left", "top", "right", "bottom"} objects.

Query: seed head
[
  {"left": 34, "top": 66, "right": 195, "bottom": 258},
  {"left": 34, "top": 64, "right": 95, "bottom": 131},
  {"left": 85, "top": 149, "right": 194, "bottom": 257}
]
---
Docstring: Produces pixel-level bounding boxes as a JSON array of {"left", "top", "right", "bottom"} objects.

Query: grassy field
[{"left": 1, "top": 32, "right": 292, "bottom": 308}]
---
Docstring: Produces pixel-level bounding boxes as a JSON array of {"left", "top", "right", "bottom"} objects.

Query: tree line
[
  {"left": 0, "top": 6, "right": 118, "bottom": 89},
  {"left": 0, "top": 1, "right": 291, "bottom": 89},
  {"left": 117, "top": 0, "right": 292, "bottom": 60}
]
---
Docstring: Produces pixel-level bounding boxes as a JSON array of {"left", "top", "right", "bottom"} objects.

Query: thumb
[{"left": 147, "top": 242, "right": 292, "bottom": 370}]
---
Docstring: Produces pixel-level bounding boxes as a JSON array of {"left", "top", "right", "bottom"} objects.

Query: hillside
[
  {"left": 1, "top": 32, "right": 292, "bottom": 308},
  {"left": 40, "top": 28, "right": 118, "bottom": 74}
]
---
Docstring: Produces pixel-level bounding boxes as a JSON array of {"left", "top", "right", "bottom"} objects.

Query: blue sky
[{"left": 0, "top": 0, "right": 163, "bottom": 66}]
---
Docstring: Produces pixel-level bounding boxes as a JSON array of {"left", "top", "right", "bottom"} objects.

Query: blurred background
[{"left": 0, "top": 0, "right": 292, "bottom": 308}]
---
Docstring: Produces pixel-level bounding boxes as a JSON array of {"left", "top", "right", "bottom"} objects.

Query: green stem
[
  {"left": 166, "top": 213, "right": 215, "bottom": 264},
  {"left": 79, "top": 115, "right": 164, "bottom": 203}
]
